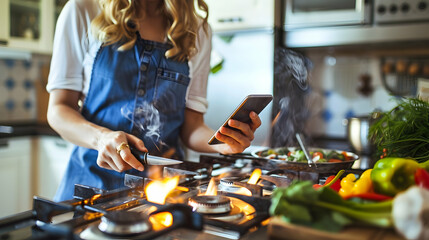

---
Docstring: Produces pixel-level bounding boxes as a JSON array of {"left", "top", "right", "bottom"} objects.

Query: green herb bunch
[{"left": 369, "top": 98, "right": 429, "bottom": 162}]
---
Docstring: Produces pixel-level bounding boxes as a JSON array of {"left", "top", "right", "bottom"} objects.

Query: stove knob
[
  {"left": 377, "top": 5, "right": 386, "bottom": 14},
  {"left": 401, "top": 3, "right": 410, "bottom": 13},
  {"left": 390, "top": 4, "right": 398, "bottom": 14},
  {"left": 418, "top": 1, "right": 427, "bottom": 10}
]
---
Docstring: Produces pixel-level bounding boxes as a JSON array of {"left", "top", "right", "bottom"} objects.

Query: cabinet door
[
  {"left": 0, "top": 138, "right": 33, "bottom": 219},
  {"left": 36, "top": 136, "right": 74, "bottom": 199},
  {"left": 0, "top": 1, "right": 9, "bottom": 45},
  {"left": 204, "top": 0, "right": 274, "bottom": 32},
  {"left": 6, "top": 0, "right": 58, "bottom": 53}
]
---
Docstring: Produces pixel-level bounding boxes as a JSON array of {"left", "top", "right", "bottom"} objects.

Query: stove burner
[
  {"left": 219, "top": 176, "right": 243, "bottom": 187},
  {"left": 188, "top": 195, "right": 231, "bottom": 214},
  {"left": 98, "top": 211, "right": 150, "bottom": 236}
]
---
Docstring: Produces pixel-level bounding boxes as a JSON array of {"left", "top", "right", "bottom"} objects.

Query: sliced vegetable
[
  {"left": 312, "top": 151, "right": 324, "bottom": 160},
  {"left": 328, "top": 159, "right": 343, "bottom": 163},
  {"left": 256, "top": 148, "right": 355, "bottom": 163}
]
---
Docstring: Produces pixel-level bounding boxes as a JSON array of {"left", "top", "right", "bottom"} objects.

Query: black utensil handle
[{"left": 130, "top": 147, "right": 148, "bottom": 165}]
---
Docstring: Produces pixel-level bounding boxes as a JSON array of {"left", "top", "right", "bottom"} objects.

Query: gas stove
[{"left": 0, "top": 153, "right": 363, "bottom": 240}]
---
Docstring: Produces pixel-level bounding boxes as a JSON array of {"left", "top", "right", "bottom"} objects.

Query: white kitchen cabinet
[
  {"left": 203, "top": 0, "right": 274, "bottom": 32},
  {"left": 35, "top": 136, "right": 74, "bottom": 199},
  {"left": 0, "top": 1, "right": 8, "bottom": 46},
  {"left": 0, "top": 137, "right": 33, "bottom": 219},
  {"left": 0, "top": 0, "right": 67, "bottom": 54}
]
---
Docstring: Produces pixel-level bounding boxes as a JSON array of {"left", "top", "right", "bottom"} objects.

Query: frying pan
[{"left": 247, "top": 147, "right": 359, "bottom": 173}]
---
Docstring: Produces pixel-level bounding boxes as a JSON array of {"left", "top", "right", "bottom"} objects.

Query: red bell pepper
[
  {"left": 324, "top": 175, "right": 342, "bottom": 191},
  {"left": 414, "top": 168, "right": 429, "bottom": 189},
  {"left": 313, "top": 170, "right": 344, "bottom": 191},
  {"left": 343, "top": 193, "right": 392, "bottom": 201}
]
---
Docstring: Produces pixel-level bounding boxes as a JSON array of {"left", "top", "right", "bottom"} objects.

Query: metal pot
[{"left": 345, "top": 115, "right": 376, "bottom": 155}]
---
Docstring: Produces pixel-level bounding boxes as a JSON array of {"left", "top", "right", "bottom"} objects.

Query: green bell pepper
[{"left": 371, "top": 157, "right": 420, "bottom": 196}]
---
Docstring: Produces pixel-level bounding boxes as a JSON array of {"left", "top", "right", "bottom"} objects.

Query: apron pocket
[{"left": 153, "top": 68, "right": 190, "bottom": 113}]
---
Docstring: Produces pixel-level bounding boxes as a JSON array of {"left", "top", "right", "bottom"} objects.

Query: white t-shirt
[{"left": 47, "top": 0, "right": 211, "bottom": 113}]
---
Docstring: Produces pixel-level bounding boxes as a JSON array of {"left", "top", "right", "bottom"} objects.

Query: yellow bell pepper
[{"left": 339, "top": 169, "right": 373, "bottom": 198}]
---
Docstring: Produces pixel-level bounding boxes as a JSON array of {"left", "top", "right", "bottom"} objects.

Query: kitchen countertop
[
  {"left": 0, "top": 121, "right": 58, "bottom": 139},
  {"left": 0, "top": 122, "right": 352, "bottom": 149}
]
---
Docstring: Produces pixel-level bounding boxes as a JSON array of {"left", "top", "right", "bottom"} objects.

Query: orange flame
[
  {"left": 204, "top": 178, "right": 218, "bottom": 196},
  {"left": 145, "top": 176, "right": 180, "bottom": 204},
  {"left": 149, "top": 212, "right": 173, "bottom": 230},
  {"left": 234, "top": 169, "right": 262, "bottom": 196},
  {"left": 247, "top": 168, "right": 262, "bottom": 185}
]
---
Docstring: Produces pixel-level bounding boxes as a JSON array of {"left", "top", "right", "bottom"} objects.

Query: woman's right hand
[
  {"left": 47, "top": 89, "right": 147, "bottom": 172},
  {"left": 96, "top": 130, "right": 147, "bottom": 172}
]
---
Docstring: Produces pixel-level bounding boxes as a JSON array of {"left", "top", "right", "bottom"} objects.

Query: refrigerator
[
  {"left": 204, "top": 31, "right": 274, "bottom": 147},
  {"left": 185, "top": 0, "right": 275, "bottom": 161}
]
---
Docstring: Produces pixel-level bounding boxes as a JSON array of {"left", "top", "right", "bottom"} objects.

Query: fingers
[
  {"left": 218, "top": 125, "right": 252, "bottom": 147},
  {"left": 215, "top": 111, "right": 261, "bottom": 153},
  {"left": 119, "top": 147, "right": 144, "bottom": 171},
  {"left": 97, "top": 143, "right": 132, "bottom": 172},
  {"left": 249, "top": 111, "right": 262, "bottom": 131},
  {"left": 127, "top": 134, "right": 147, "bottom": 152},
  {"left": 96, "top": 131, "right": 145, "bottom": 172},
  {"left": 123, "top": 133, "right": 146, "bottom": 171}
]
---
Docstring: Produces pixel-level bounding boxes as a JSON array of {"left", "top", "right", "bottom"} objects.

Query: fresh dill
[{"left": 369, "top": 98, "right": 429, "bottom": 163}]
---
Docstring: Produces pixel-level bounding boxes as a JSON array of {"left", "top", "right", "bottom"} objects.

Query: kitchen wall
[
  {"left": 0, "top": 55, "right": 50, "bottom": 123},
  {"left": 303, "top": 53, "right": 399, "bottom": 138}
]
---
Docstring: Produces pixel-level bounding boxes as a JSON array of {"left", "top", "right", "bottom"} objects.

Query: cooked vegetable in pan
[{"left": 254, "top": 147, "right": 355, "bottom": 163}]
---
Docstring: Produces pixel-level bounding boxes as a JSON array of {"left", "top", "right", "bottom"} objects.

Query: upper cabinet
[
  {"left": 203, "top": 0, "right": 274, "bottom": 33},
  {"left": 0, "top": 0, "right": 67, "bottom": 54},
  {"left": 0, "top": 1, "right": 8, "bottom": 45}
]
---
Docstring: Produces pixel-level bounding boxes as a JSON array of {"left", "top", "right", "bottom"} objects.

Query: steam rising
[
  {"left": 121, "top": 101, "right": 164, "bottom": 145},
  {"left": 271, "top": 48, "right": 312, "bottom": 147}
]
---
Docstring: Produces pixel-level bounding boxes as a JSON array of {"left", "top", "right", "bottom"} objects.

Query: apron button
[
  {"left": 137, "top": 89, "right": 145, "bottom": 96},
  {"left": 140, "top": 64, "right": 147, "bottom": 72}
]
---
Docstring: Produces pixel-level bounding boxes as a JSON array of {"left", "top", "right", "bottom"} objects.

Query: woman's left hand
[{"left": 216, "top": 111, "right": 261, "bottom": 154}]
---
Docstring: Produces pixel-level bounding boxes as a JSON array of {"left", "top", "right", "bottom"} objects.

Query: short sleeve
[
  {"left": 46, "top": 0, "right": 93, "bottom": 93},
  {"left": 186, "top": 23, "right": 212, "bottom": 113}
]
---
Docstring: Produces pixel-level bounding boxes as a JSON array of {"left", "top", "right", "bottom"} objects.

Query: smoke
[
  {"left": 121, "top": 101, "right": 166, "bottom": 149},
  {"left": 271, "top": 48, "right": 312, "bottom": 148}
]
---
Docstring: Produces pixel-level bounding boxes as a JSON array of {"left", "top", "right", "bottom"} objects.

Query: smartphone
[{"left": 208, "top": 94, "right": 273, "bottom": 145}]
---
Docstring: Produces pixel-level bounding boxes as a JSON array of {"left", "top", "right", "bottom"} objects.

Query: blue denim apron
[{"left": 54, "top": 36, "right": 190, "bottom": 202}]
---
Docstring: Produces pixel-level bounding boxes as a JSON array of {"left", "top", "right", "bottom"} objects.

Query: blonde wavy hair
[{"left": 91, "top": 0, "right": 209, "bottom": 62}]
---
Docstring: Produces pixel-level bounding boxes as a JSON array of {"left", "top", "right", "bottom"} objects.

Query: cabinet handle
[
  {"left": 0, "top": 39, "right": 7, "bottom": 45},
  {"left": 218, "top": 17, "right": 243, "bottom": 23}
]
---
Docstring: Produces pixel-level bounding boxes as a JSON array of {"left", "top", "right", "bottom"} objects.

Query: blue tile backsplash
[
  {"left": 0, "top": 56, "right": 49, "bottom": 122},
  {"left": 305, "top": 54, "right": 399, "bottom": 138}
]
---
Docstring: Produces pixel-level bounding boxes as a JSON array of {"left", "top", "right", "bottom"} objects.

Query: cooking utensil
[
  {"left": 130, "top": 147, "right": 183, "bottom": 166},
  {"left": 345, "top": 115, "right": 377, "bottom": 155},
  {"left": 295, "top": 133, "right": 316, "bottom": 168},
  {"left": 251, "top": 147, "right": 358, "bottom": 173}
]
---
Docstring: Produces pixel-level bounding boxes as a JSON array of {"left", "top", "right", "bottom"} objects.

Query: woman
[{"left": 47, "top": 0, "right": 261, "bottom": 202}]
